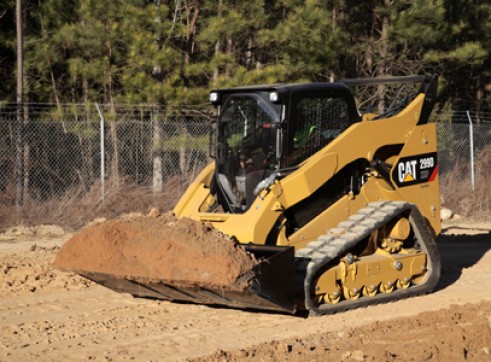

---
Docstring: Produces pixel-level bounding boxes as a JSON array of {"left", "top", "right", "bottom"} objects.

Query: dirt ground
[{"left": 0, "top": 221, "right": 490, "bottom": 361}]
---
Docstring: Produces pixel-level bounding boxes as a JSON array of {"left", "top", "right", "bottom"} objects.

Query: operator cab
[{"left": 210, "top": 83, "right": 360, "bottom": 213}]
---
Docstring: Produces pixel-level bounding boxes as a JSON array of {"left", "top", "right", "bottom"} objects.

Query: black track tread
[{"left": 295, "top": 201, "right": 441, "bottom": 316}]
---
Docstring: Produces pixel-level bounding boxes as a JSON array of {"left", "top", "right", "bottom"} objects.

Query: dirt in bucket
[{"left": 52, "top": 213, "right": 258, "bottom": 291}]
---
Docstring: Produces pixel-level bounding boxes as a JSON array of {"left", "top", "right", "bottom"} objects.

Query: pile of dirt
[
  {"left": 0, "top": 225, "right": 66, "bottom": 241},
  {"left": 1, "top": 248, "right": 92, "bottom": 296},
  {"left": 52, "top": 213, "right": 258, "bottom": 291}
]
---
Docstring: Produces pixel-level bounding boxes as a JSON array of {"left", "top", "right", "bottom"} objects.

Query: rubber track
[{"left": 295, "top": 201, "right": 441, "bottom": 316}]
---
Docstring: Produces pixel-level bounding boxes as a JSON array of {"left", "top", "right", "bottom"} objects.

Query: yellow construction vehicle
[{"left": 70, "top": 75, "right": 441, "bottom": 316}]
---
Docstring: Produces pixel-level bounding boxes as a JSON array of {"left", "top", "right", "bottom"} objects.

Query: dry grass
[
  {"left": 1, "top": 146, "right": 489, "bottom": 231},
  {"left": 0, "top": 177, "right": 187, "bottom": 231},
  {"left": 440, "top": 144, "right": 491, "bottom": 219}
]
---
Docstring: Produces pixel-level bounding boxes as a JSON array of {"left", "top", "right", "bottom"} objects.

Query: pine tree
[
  {"left": 0, "top": 0, "right": 489, "bottom": 112},
  {"left": 0, "top": 0, "right": 17, "bottom": 101},
  {"left": 256, "top": 0, "right": 341, "bottom": 83},
  {"left": 421, "top": 0, "right": 490, "bottom": 112}
]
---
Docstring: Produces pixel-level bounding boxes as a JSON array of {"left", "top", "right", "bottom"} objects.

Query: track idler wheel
[
  {"left": 324, "top": 292, "right": 341, "bottom": 305},
  {"left": 343, "top": 286, "right": 361, "bottom": 301},
  {"left": 379, "top": 281, "right": 395, "bottom": 293},
  {"left": 325, "top": 283, "right": 342, "bottom": 304},
  {"left": 396, "top": 278, "right": 411, "bottom": 290},
  {"left": 362, "top": 284, "right": 379, "bottom": 297}
]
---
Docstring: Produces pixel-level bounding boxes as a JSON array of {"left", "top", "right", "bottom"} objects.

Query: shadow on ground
[{"left": 435, "top": 231, "right": 491, "bottom": 291}]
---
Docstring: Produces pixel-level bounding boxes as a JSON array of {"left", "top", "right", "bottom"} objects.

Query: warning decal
[{"left": 392, "top": 152, "right": 438, "bottom": 187}]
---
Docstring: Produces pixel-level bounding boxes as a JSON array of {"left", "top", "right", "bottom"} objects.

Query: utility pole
[{"left": 15, "top": 0, "right": 24, "bottom": 210}]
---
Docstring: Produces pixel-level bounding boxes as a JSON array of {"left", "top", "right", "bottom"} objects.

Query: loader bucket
[{"left": 70, "top": 245, "right": 296, "bottom": 313}]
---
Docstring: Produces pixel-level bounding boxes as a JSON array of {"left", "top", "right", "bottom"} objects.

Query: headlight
[
  {"left": 269, "top": 92, "right": 279, "bottom": 103},
  {"left": 209, "top": 92, "right": 219, "bottom": 103}
]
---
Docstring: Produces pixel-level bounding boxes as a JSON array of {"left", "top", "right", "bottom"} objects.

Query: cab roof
[{"left": 210, "top": 82, "right": 351, "bottom": 95}]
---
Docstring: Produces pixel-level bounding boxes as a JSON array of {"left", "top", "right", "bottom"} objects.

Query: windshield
[{"left": 216, "top": 93, "right": 280, "bottom": 212}]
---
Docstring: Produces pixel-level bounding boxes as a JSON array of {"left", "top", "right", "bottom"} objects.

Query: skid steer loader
[{"left": 62, "top": 75, "right": 441, "bottom": 316}]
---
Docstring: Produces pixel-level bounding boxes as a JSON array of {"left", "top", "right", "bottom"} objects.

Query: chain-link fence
[
  {"left": 0, "top": 104, "right": 212, "bottom": 204},
  {"left": 433, "top": 112, "right": 491, "bottom": 191},
  {"left": 0, "top": 104, "right": 489, "bottom": 227}
]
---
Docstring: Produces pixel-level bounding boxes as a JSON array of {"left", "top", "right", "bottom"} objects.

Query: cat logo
[
  {"left": 392, "top": 153, "right": 438, "bottom": 188},
  {"left": 398, "top": 160, "right": 417, "bottom": 183}
]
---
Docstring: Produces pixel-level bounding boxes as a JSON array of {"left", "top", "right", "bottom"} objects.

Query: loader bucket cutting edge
[{"left": 70, "top": 245, "right": 297, "bottom": 313}]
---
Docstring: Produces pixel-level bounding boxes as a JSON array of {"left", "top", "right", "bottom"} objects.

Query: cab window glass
[
  {"left": 216, "top": 94, "right": 279, "bottom": 211},
  {"left": 288, "top": 95, "right": 350, "bottom": 165}
]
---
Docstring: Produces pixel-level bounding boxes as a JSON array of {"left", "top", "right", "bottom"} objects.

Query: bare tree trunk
[
  {"left": 183, "top": 0, "right": 201, "bottom": 66},
  {"left": 151, "top": 1, "right": 164, "bottom": 191},
  {"left": 179, "top": 127, "right": 188, "bottom": 176},
  {"left": 376, "top": 5, "right": 390, "bottom": 114},
  {"left": 105, "top": 26, "right": 119, "bottom": 183},
  {"left": 23, "top": 81, "right": 29, "bottom": 201},
  {"left": 152, "top": 112, "right": 163, "bottom": 193},
  {"left": 22, "top": 143, "right": 29, "bottom": 200},
  {"left": 49, "top": 63, "right": 60, "bottom": 107},
  {"left": 179, "top": 145, "right": 188, "bottom": 176},
  {"left": 246, "top": 38, "right": 253, "bottom": 69},
  {"left": 476, "top": 77, "right": 483, "bottom": 122},
  {"left": 109, "top": 112, "right": 119, "bottom": 184},
  {"left": 226, "top": 37, "right": 233, "bottom": 76},
  {"left": 15, "top": 0, "right": 24, "bottom": 210},
  {"left": 213, "top": 39, "right": 221, "bottom": 82},
  {"left": 329, "top": 1, "right": 338, "bottom": 82},
  {"left": 212, "top": 0, "right": 222, "bottom": 82},
  {"left": 84, "top": 78, "right": 94, "bottom": 179}
]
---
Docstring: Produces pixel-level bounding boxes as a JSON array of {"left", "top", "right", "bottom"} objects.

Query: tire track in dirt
[{"left": 192, "top": 302, "right": 491, "bottom": 361}]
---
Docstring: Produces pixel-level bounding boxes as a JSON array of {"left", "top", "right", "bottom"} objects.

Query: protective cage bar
[{"left": 339, "top": 75, "right": 430, "bottom": 86}]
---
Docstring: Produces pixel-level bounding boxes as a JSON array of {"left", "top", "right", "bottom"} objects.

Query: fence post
[
  {"left": 95, "top": 103, "right": 105, "bottom": 201},
  {"left": 466, "top": 110, "right": 475, "bottom": 191},
  {"left": 152, "top": 108, "right": 163, "bottom": 193}
]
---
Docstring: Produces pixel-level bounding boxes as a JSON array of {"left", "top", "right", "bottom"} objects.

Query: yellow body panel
[
  {"left": 314, "top": 249, "right": 427, "bottom": 300},
  {"left": 174, "top": 93, "right": 440, "bottom": 247},
  {"left": 174, "top": 162, "right": 215, "bottom": 218}
]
